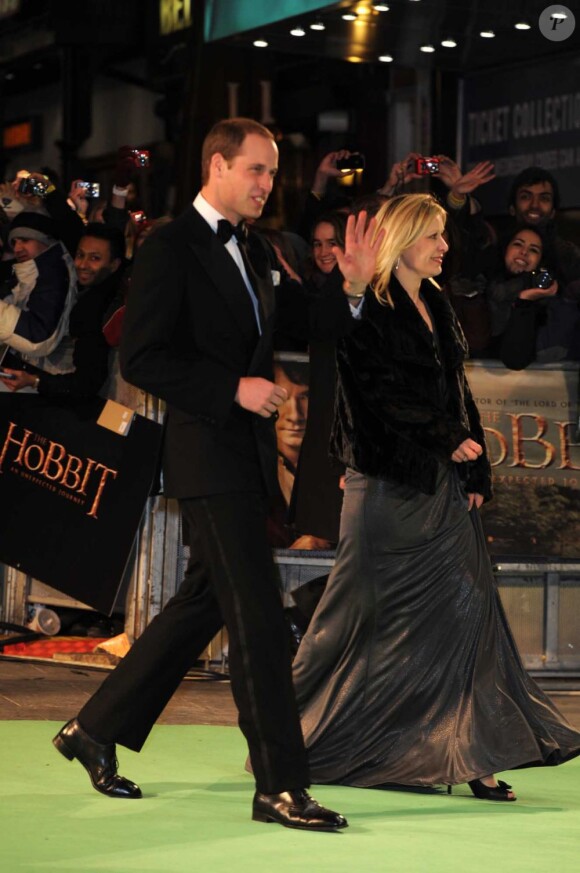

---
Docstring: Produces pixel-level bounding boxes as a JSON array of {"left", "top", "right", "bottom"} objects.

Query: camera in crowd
[
  {"left": 130, "top": 149, "right": 150, "bottom": 168},
  {"left": 413, "top": 157, "right": 440, "bottom": 175},
  {"left": 75, "top": 181, "right": 101, "bottom": 198},
  {"left": 17, "top": 176, "right": 49, "bottom": 197},
  {"left": 130, "top": 210, "right": 147, "bottom": 224},
  {"left": 530, "top": 269, "right": 554, "bottom": 289},
  {"left": 336, "top": 153, "right": 365, "bottom": 171}
]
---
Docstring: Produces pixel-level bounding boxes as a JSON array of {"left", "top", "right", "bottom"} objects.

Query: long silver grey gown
[{"left": 292, "top": 464, "right": 580, "bottom": 787}]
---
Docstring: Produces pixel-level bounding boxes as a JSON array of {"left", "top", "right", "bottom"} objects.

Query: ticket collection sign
[
  {"left": 0, "top": 395, "right": 162, "bottom": 613},
  {"left": 461, "top": 55, "right": 580, "bottom": 214},
  {"left": 467, "top": 361, "right": 580, "bottom": 559}
]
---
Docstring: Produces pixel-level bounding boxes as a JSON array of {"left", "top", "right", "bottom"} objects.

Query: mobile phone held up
[
  {"left": 17, "top": 176, "right": 48, "bottom": 196},
  {"left": 336, "top": 153, "right": 365, "bottom": 172},
  {"left": 76, "top": 181, "right": 101, "bottom": 198},
  {"left": 131, "top": 149, "right": 150, "bottom": 168}
]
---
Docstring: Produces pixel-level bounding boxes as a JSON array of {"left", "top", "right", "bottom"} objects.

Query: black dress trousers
[{"left": 78, "top": 491, "right": 310, "bottom": 795}]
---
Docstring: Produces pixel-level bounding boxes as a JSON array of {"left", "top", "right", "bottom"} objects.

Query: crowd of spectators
[{"left": 1, "top": 139, "right": 580, "bottom": 555}]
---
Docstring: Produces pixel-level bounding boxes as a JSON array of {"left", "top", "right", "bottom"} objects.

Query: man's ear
[
  {"left": 110, "top": 257, "right": 122, "bottom": 274},
  {"left": 211, "top": 152, "right": 225, "bottom": 178}
]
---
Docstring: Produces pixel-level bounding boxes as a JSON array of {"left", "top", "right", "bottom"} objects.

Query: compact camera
[
  {"left": 130, "top": 149, "right": 150, "bottom": 168},
  {"left": 336, "top": 153, "right": 365, "bottom": 171},
  {"left": 130, "top": 210, "right": 147, "bottom": 224},
  {"left": 530, "top": 269, "right": 553, "bottom": 289},
  {"left": 76, "top": 181, "right": 100, "bottom": 198},
  {"left": 414, "top": 157, "right": 440, "bottom": 175},
  {"left": 17, "top": 176, "right": 48, "bottom": 196}
]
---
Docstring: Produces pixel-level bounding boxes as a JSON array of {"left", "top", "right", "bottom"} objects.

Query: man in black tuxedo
[{"left": 52, "top": 118, "right": 348, "bottom": 831}]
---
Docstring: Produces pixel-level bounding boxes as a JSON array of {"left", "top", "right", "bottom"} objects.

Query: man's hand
[
  {"left": 0, "top": 369, "right": 37, "bottom": 392},
  {"left": 451, "top": 438, "right": 483, "bottom": 463},
  {"left": 335, "top": 210, "right": 385, "bottom": 293},
  {"left": 378, "top": 152, "right": 422, "bottom": 195},
  {"left": 235, "top": 376, "right": 288, "bottom": 418},
  {"left": 312, "top": 150, "right": 357, "bottom": 196},
  {"left": 437, "top": 156, "right": 495, "bottom": 198},
  {"left": 68, "top": 180, "right": 90, "bottom": 217}
]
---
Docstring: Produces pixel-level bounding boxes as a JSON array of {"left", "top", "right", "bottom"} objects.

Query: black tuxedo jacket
[{"left": 120, "top": 205, "right": 353, "bottom": 499}]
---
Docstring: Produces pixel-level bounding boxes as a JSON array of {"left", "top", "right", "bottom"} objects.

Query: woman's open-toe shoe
[{"left": 468, "top": 779, "right": 517, "bottom": 802}]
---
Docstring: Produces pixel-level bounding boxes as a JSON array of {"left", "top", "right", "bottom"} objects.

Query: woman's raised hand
[{"left": 334, "top": 211, "right": 385, "bottom": 294}]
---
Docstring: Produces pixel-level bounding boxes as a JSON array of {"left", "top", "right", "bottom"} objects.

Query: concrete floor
[{"left": 1, "top": 656, "right": 580, "bottom": 731}]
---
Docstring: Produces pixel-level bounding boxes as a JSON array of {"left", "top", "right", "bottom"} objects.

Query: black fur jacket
[{"left": 330, "top": 275, "right": 492, "bottom": 500}]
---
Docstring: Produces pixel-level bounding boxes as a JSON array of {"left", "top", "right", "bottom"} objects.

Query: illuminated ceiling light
[
  {"left": 373, "top": 4, "right": 390, "bottom": 10},
  {"left": 441, "top": 37, "right": 457, "bottom": 47},
  {"left": 378, "top": 53, "right": 394, "bottom": 62},
  {"left": 420, "top": 44, "right": 435, "bottom": 52},
  {"left": 514, "top": 20, "right": 531, "bottom": 30},
  {"left": 290, "top": 25, "right": 306, "bottom": 36},
  {"left": 480, "top": 29, "right": 495, "bottom": 37},
  {"left": 355, "top": 4, "right": 371, "bottom": 13},
  {"left": 347, "top": 55, "right": 365, "bottom": 62},
  {"left": 552, "top": 11, "right": 567, "bottom": 18},
  {"left": 253, "top": 39, "right": 268, "bottom": 47},
  {"left": 342, "top": 13, "right": 357, "bottom": 21},
  {"left": 310, "top": 20, "right": 325, "bottom": 30}
]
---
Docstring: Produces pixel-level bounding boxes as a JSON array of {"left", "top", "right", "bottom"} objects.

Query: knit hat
[{"left": 8, "top": 211, "right": 57, "bottom": 246}]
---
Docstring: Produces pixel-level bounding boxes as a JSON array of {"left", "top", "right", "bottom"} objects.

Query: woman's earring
[{"left": 395, "top": 257, "right": 400, "bottom": 270}]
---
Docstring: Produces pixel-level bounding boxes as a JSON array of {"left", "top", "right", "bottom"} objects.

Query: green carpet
[{"left": 2, "top": 722, "right": 579, "bottom": 872}]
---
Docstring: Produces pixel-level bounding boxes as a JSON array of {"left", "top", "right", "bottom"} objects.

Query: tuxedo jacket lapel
[
  {"left": 246, "top": 234, "right": 275, "bottom": 327},
  {"left": 185, "top": 208, "right": 260, "bottom": 345}
]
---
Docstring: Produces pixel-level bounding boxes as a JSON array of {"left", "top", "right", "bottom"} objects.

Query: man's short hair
[
  {"left": 201, "top": 117, "right": 275, "bottom": 185},
  {"left": 508, "top": 166, "right": 560, "bottom": 211},
  {"left": 80, "top": 223, "right": 125, "bottom": 262}
]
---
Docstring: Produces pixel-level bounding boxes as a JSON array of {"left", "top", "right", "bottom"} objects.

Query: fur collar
[{"left": 363, "top": 275, "right": 468, "bottom": 369}]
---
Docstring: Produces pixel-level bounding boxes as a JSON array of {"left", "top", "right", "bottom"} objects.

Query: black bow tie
[{"left": 217, "top": 219, "right": 248, "bottom": 247}]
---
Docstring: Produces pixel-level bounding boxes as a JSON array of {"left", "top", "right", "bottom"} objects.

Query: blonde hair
[{"left": 371, "top": 193, "right": 447, "bottom": 306}]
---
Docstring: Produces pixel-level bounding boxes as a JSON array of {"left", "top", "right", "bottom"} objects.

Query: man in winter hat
[{"left": 0, "top": 210, "right": 76, "bottom": 364}]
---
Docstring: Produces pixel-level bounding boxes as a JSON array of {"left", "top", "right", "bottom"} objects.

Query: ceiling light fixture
[
  {"left": 420, "top": 44, "right": 435, "bottom": 52},
  {"left": 480, "top": 29, "right": 495, "bottom": 38},
  {"left": 342, "top": 13, "right": 357, "bottom": 21},
  {"left": 514, "top": 20, "right": 531, "bottom": 30},
  {"left": 441, "top": 38, "right": 457, "bottom": 47},
  {"left": 253, "top": 39, "right": 268, "bottom": 47},
  {"left": 373, "top": 4, "right": 390, "bottom": 10},
  {"left": 355, "top": 4, "right": 371, "bottom": 13},
  {"left": 290, "top": 25, "right": 306, "bottom": 36},
  {"left": 552, "top": 11, "right": 568, "bottom": 19},
  {"left": 378, "top": 53, "right": 394, "bottom": 62},
  {"left": 310, "top": 20, "right": 325, "bottom": 30}
]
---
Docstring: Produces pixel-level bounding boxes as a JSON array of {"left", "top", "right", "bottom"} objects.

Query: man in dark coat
[{"left": 52, "top": 117, "right": 347, "bottom": 832}]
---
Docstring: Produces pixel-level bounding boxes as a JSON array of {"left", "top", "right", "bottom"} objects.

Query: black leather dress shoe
[
  {"left": 252, "top": 788, "right": 348, "bottom": 831},
  {"left": 53, "top": 718, "right": 142, "bottom": 799}
]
